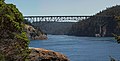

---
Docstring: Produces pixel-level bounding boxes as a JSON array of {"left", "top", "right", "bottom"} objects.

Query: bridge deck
[
  {"left": 24, "top": 15, "right": 113, "bottom": 18},
  {"left": 24, "top": 15, "right": 114, "bottom": 22}
]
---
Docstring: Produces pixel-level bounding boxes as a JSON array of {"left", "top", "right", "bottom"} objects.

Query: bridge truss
[{"left": 24, "top": 16, "right": 113, "bottom": 22}]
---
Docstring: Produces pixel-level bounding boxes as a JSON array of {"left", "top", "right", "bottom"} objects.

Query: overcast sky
[{"left": 5, "top": 0, "right": 120, "bottom": 16}]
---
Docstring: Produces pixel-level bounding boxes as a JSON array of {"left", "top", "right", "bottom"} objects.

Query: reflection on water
[{"left": 29, "top": 35, "right": 120, "bottom": 61}]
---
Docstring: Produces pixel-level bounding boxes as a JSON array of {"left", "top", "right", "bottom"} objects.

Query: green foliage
[
  {"left": 0, "top": 0, "right": 30, "bottom": 60},
  {"left": 0, "top": 53, "right": 5, "bottom": 61},
  {"left": 0, "top": 0, "right": 5, "bottom": 6},
  {"left": 15, "top": 32, "right": 30, "bottom": 44},
  {"left": 7, "top": 4, "right": 24, "bottom": 22}
]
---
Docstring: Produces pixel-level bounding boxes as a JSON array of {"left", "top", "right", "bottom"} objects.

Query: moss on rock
[
  {"left": 0, "top": 0, "right": 30, "bottom": 61},
  {"left": 0, "top": 52, "right": 5, "bottom": 61}
]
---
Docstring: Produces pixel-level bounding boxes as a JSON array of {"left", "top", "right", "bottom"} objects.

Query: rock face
[
  {"left": 24, "top": 24, "right": 47, "bottom": 40},
  {"left": 28, "top": 48, "right": 69, "bottom": 61},
  {"left": 0, "top": 0, "right": 29, "bottom": 61}
]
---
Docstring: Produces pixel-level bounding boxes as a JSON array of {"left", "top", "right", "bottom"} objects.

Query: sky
[{"left": 5, "top": 0, "right": 120, "bottom": 16}]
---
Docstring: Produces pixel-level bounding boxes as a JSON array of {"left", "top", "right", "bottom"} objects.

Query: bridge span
[{"left": 24, "top": 15, "right": 113, "bottom": 22}]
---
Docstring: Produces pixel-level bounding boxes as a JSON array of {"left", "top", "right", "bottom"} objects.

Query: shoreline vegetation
[
  {"left": 0, "top": 0, "right": 69, "bottom": 61},
  {"left": 0, "top": 0, "right": 30, "bottom": 60}
]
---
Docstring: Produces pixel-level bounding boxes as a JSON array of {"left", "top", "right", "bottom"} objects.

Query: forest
[{"left": 68, "top": 5, "right": 120, "bottom": 37}]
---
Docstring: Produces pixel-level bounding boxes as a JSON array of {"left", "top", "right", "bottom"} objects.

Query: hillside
[
  {"left": 32, "top": 21, "right": 75, "bottom": 35},
  {"left": 68, "top": 5, "right": 120, "bottom": 37}
]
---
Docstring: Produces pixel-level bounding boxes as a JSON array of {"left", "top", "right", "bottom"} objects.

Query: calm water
[{"left": 29, "top": 35, "right": 120, "bottom": 61}]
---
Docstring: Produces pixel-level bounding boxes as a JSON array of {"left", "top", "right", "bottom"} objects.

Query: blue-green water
[{"left": 29, "top": 35, "right": 120, "bottom": 61}]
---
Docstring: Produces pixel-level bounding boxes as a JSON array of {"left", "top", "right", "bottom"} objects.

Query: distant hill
[
  {"left": 32, "top": 21, "right": 75, "bottom": 35},
  {"left": 96, "top": 5, "right": 120, "bottom": 16},
  {"left": 68, "top": 5, "right": 120, "bottom": 37}
]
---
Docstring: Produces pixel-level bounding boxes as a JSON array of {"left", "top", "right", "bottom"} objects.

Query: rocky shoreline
[{"left": 28, "top": 48, "right": 69, "bottom": 61}]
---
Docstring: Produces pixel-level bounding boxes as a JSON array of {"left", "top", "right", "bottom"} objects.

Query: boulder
[{"left": 28, "top": 48, "right": 69, "bottom": 61}]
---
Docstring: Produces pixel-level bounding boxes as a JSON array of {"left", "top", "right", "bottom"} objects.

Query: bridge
[{"left": 24, "top": 15, "right": 114, "bottom": 22}]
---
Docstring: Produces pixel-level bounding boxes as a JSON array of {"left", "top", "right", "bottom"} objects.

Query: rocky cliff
[{"left": 24, "top": 24, "right": 47, "bottom": 40}]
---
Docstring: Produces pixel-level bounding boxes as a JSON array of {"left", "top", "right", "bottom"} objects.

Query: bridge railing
[{"left": 24, "top": 15, "right": 114, "bottom": 22}]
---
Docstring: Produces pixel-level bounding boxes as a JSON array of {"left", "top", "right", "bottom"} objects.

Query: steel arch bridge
[{"left": 24, "top": 15, "right": 114, "bottom": 22}]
